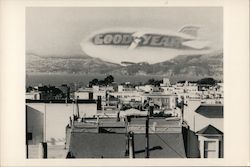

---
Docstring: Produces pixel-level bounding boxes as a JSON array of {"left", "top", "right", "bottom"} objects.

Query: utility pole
[
  {"left": 145, "top": 112, "right": 149, "bottom": 158},
  {"left": 128, "top": 131, "right": 135, "bottom": 158},
  {"left": 44, "top": 103, "right": 46, "bottom": 142},
  {"left": 76, "top": 96, "right": 80, "bottom": 118},
  {"left": 145, "top": 100, "right": 154, "bottom": 158},
  {"left": 26, "top": 105, "right": 28, "bottom": 158},
  {"left": 180, "top": 96, "right": 186, "bottom": 124},
  {"left": 125, "top": 116, "right": 129, "bottom": 157}
]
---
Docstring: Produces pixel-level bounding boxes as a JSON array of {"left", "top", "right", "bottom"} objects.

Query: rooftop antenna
[
  {"left": 76, "top": 96, "right": 80, "bottom": 118},
  {"left": 145, "top": 111, "right": 149, "bottom": 158}
]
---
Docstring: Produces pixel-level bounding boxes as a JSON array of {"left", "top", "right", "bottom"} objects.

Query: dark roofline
[
  {"left": 145, "top": 94, "right": 177, "bottom": 97},
  {"left": 196, "top": 124, "right": 223, "bottom": 135},
  {"left": 195, "top": 105, "right": 223, "bottom": 118},
  {"left": 26, "top": 99, "right": 96, "bottom": 104},
  {"left": 200, "top": 104, "right": 223, "bottom": 107}
]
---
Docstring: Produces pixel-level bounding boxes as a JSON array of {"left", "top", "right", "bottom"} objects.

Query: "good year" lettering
[{"left": 92, "top": 33, "right": 182, "bottom": 48}]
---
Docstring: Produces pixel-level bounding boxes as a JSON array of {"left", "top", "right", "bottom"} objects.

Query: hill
[
  {"left": 26, "top": 53, "right": 121, "bottom": 74},
  {"left": 117, "top": 50, "right": 223, "bottom": 77},
  {"left": 26, "top": 50, "right": 223, "bottom": 79}
]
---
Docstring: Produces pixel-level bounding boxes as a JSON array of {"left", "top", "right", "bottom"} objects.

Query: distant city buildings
[
  {"left": 26, "top": 77, "right": 223, "bottom": 158},
  {"left": 26, "top": 84, "right": 70, "bottom": 100}
]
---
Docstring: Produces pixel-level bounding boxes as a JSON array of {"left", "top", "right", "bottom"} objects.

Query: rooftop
[
  {"left": 68, "top": 132, "right": 186, "bottom": 158},
  {"left": 195, "top": 104, "right": 223, "bottom": 118},
  {"left": 144, "top": 92, "right": 177, "bottom": 97},
  {"left": 26, "top": 99, "right": 96, "bottom": 104},
  {"left": 69, "top": 116, "right": 186, "bottom": 158},
  {"left": 196, "top": 124, "right": 223, "bottom": 135}
]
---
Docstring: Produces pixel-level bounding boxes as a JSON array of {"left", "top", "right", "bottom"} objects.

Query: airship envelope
[{"left": 80, "top": 27, "right": 211, "bottom": 64}]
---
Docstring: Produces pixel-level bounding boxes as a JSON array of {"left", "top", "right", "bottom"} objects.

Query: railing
[{"left": 127, "top": 124, "right": 181, "bottom": 133}]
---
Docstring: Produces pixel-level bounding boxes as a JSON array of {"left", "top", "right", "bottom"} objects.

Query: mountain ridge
[{"left": 26, "top": 51, "right": 223, "bottom": 79}]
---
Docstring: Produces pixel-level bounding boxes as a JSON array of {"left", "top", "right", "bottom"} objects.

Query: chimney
[
  {"left": 116, "top": 110, "right": 120, "bottom": 122},
  {"left": 67, "top": 86, "right": 70, "bottom": 99},
  {"left": 97, "top": 96, "right": 102, "bottom": 110},
  {"left": 149, "top": 106, "right": 154, "bottom": 117},
  {"left": 149, "top": 99, "right": 154, "bottom": 117}
]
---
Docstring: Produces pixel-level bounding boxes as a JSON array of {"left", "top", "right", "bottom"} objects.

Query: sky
[{"left": 26, "top": 7, "right": 223, "bottom": 56}]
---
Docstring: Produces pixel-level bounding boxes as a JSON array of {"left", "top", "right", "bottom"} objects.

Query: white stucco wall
[
  {"left": 26, "top": 92, "right": 41, "bottom": 100},
  {"left": 26, "top": 102, "right": 97, "bottom": 145},
  {"left": 74, "top": 91, "right": 90, "bottom": 99},
  {"left": 26, "top": 105, "right": 44, "bottom": 145},
  {"left": 184, "top": 100, "right": 223, "bottom": 133}
]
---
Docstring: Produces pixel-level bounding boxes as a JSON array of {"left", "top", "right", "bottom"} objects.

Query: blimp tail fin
[{"left": 179, "top": 25, "right": 200, "bottom": 37}]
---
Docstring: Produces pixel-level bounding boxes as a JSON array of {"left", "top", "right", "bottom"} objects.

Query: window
[
  {"left": 219, "top": 140, "right": 223, "bottom": 158},
  {"left": 163, "top": 98, "right": 170, "bottom": 109},
  {"left": 198, "top": 135, "right": 223, "bottom": 158},
  {"left": 204, "top": 141, "right": 217, "bottom": 158},
  {"left": 27, "top": 132, "right": 32, "bottom": 140}
]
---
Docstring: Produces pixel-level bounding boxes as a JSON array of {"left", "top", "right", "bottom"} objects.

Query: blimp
[{"left": 81, "top": 26, "right": 211, "bottom": 65}]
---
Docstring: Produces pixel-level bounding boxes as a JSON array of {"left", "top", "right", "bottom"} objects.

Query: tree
[
  {"left": 197, "top": 78, "right": 217, "bottom": 86},
  {"left": 98, "top": 80, "right": 106, "bottom": 86},
  {"left": 89, "top": 78, "right": 99, "bottom": 87},
  {"left": 104, "top": 75, "right": 114, "bottom": 85},
  {"left": 153, "top": 80, "right": 163, "bottom": 86},
  {"left": 89, "top": 75, "right": 114, "bottom": 87},
  {"left": 147, "top": 78, "right": 156, "bottom": 85},
  {"left": 146, "top": 78, "right": 163, "bottom": 86}
]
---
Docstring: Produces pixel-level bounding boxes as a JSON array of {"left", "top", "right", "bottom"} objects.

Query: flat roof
[
  {"left": 26, "top": 99, "right": 96, "bottom": 104},
  {"left": 68, "top": 132, "right": 186, "bottom": 158}
]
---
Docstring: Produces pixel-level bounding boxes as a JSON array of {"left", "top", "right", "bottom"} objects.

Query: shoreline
[{"left": 26, "top": 72, "right": 222, "bottom": 87}]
